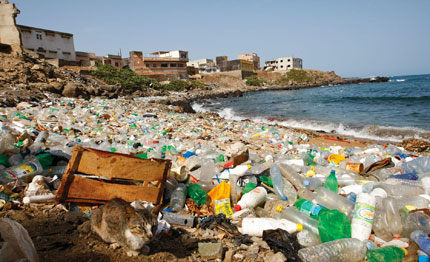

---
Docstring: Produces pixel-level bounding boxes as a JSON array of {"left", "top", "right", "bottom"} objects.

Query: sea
[{"left": 192, "top": 74, "right": 430, "bottom": 143}]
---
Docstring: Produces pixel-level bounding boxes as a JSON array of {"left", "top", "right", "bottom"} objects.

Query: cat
[{"left": 90, "top": 198, "right": 158, "bottom": 257}]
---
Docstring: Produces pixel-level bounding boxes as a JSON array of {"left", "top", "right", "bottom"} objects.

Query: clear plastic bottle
[
  {"left": 384, "top": 197, "right": 403, "bottom": 239},
  {"left": 270, "top": 164, "right": 297, "bottom": 205},
  {"left": 29, "top": 131, "right": 49, "bottom": 152},
  {"left": 307, "top": 187, "right": 355, "bottom": 218},
  {"left": 376, "top": 182, "right": 424, "bottom": 197},
  {"left": 278, "top": 162, "right": 305, "bottom": 190},
  {"left": 1, "top": 157, "right": 43, "bottom": 184},
  {"left": 275, "top": 206, "right": 320, "bottom": 237},
  {"left": 41, "top": 165, "right": 68, "bottom": 177},
  {"left": 298, "top": 238, "right": 369, "bottom": 262},
  {"left": 303, "top": 177, "right": 323, "bottom": 191},
  {"left": 402, "top": 212, "right": 430, "bottom": 237},
  {"left": 296, "top": 228, "right": 322, "bottom": 247},
  {"left": 169, "top": 183, "right": 188, "bottom": 212}
]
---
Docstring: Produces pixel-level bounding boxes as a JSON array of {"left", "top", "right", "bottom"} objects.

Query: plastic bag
[
  {"left": 262, "top": 229, "right": 301, "bottom": 262},
  {"left": 207, "top": 181, "right": 233, "bottom": 218},
  {"left": 0, "top": 218, "right": 39, "bottom": 262}
]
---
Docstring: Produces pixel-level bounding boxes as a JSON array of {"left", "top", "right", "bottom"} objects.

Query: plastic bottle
[
  {"left": 170, "top": 183, "right": 188, "bottom": 212},
  {"left": 161, "top": 211, "right": 196, "bottom": 227},
  {"left": 303, "top": 187, "right": 355, "bottom": 218},
  {"left": 234, "top": 186, "right": 267, "bottom": 211},
  {"left": 366, "top": 246, "right": 406, "bottom": 262},
  {"left": 270, "top": 165, "right": 297, "bottom": 205},
  {"left": 240, "top": 217, "right": 302, "bottom": 237},
  {"left": 294, "top": 198, "right": 325, "bottom": 218},
  {"left": 412, "top": 230, "right": 430, "bottom": 255},
  {"left": 41, "top": 165, "right": 68, "bottom": 177},
  {"left": 418, "top": 250, "right": 430, "bottom": 262},
  {"left": 317, "top": 208, "right": 351, "bottom": 243},
  {"left": 324, "top": 170, "right": 338, "bottom": 192},
  {"left": 296, "top": 229, "right": 322, "bottom": 247},
  {"left": 298, "top": 238, "right": 369, "bottom": 262},
  {"left": 187, "top": 183, "right": 207, "bottom": 205},
  {"left": 396, "top": 196, "right": 430, "bottom": 210},
  {"left": 403, "top": 212, "right": 430, "bottom": 238},
  {"left": 229, "top": 165, "right": 250, "bottom": 205},
  {"left": 276, "top": 206, "right": 320, "bottom": 237},
  {"left": 29, "top": 131, "right": 48, "bottom": 152},
  {"left": 384, "top": 197, "right": 403, "bottom": 239},
  {"left": 1, "top": 157, "right": 43, "bottom": 184},
  {"left": 351, "top": 193, "right": 376, "bottom": 241},
  {"left": 278, "top": 162, "right": 305, "bottom": 190},
  {"left": 303, "top": 177, "right": 322, "bottom": 191}
]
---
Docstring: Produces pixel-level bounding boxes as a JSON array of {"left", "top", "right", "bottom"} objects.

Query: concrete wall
[
  {"left": 264, "top": 57, "right": 303, "bottom": 71},
  {"left": 18, "top": 25, "right": 76, "bottom": 61},
  {"left": 0, "top": 1, "right": 22, "bottom": 54},
  {"left": 159, "top": 50, "right": 188, "bottom": 59},
  {"left": 238, "top": 53, "right": 260, "bottom": 70}
]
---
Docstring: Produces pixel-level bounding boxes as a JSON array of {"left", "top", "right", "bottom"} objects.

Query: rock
[
  {"left": 62, "top": 83, "right": 79, "bottom": 97},
  {"left": 77, "top": 220, "right": 91, "bottom": 234},
  {"left": 50, "top": 80, "right": 64, "bottom": 92},
  {"left": 264, "top": 251, "right": 287, "bottom": 262},
  {"left": 64, "top": 210, "right": 85, "bottom": 225},
  {"left": 247, "top": 245, "right": 260, "bottom": 254},
  {"left": 198, "top": 242, "right": 223, "bottom": 259},
  {"left": 233, "top": 253, "right": 244, "bottom": 260},
  {"left": 172, "top": 100, "right": 196, "bottom": 113},
  {"left": 224, "top": 249, "right": 234, "bottom": 262}
]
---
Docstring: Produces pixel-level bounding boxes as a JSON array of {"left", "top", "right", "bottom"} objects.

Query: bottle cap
[
  {"left": 303, "top": 180, "right": 310, "bottom": 186},
  {"left": 276, "top": 205, "right": 283, "bottom": 213},
  {"left": 364, "top": 241, "right": 374, "bottom": 251},
  {"left": 234, "top": 205, "right": 242, "bottom": 212},
  {"left": 296, "top": 224, "right": 303, "bottom": 232}
]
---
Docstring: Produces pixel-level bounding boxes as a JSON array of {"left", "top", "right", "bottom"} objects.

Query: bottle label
[
  {"left": 214, "top": 198, "right": 233, "bottom": 218},
  {"left": 353, "top": 202, "right": 375, "bottom": 224},
  {"left": 4, "top": 162, "right": 40, "bottom": 182}
]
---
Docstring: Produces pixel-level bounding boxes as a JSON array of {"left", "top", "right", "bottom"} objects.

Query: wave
[
  {"left": 338, "top": 96, "right": 430, "bottom": 102},
  {"left": 192, "top": 102, "right": 430, "bottom": 143}
]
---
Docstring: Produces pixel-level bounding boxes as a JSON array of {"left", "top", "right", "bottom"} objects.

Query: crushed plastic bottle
[{"left": 298, "top": 238, "right": 369, "bottom": 262}]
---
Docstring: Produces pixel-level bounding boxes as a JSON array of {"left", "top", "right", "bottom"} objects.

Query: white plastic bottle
[
  {"left": 298, "top": 238, "right": 369, "bottom": 262},
  {"left": 351, "top": 193, "right": 376, "bottom": 241},
  {"left": 234, "top": 186, "right": 267, "bottom": 211},
  {"left": 240, "top": 217, "right": 302, "bottom": 236}
]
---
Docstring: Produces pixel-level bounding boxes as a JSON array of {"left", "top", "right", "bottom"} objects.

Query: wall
[
  {"left": 0, "top": 1, "right": 22, "bottom": 54},
  {"left": 275, "top": 57, "right": 302, "bottom": 70},
  {"left": 18, "top": 25, "right": 76, "bottom": 61}
]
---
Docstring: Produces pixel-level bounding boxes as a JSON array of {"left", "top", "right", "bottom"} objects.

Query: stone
[
  {"left": 198, "top": 242, "right": 223, "bottom": 259},
  {"left": 233, "top": 253, "right": 244, "bottom": 260},
  {"left": 247, "top": 245, "right": 260, "bottom": 254},
  {"left": 224, "top": 249, "right": 234, "bottom": 262},
  {"left": 264, "top": 251, "right": 287, "bottom": 262},
  {"left": 62, "top": 83, "right": 79, "bottom": 97}
]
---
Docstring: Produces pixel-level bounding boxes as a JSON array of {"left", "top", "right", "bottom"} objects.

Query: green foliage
[
  {"left": 163, "top": 79, "right": 190, "bottom": 91},
  {"left": 91, "top": 64, "right": 159, "bottom": 91},
  {"left": 245, "top": 75, "right": 265, "bottom": 86},
  {"left": 276, "top": 69, "right": 311, "bottom": 84},
  {"left": 190, "top": 80, "right": 208, "bottom": 89}
]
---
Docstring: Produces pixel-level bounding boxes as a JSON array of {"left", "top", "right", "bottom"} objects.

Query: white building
[
  {"left": 264, "top": 57, "right": 302, "bottom": 71},
  {"left": 17, "top": 24, "right": 76, "bottom": 61},
  {"left": 187, "top": 58, "right": 218, "bottom": 73},
  {"left": 156, "top": 50, "right": 188, "bottom": 59}
]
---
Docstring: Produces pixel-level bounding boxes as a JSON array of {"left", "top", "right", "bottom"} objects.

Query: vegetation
[
  {"left": 245, "top": 75, "right": 266, "bottom": 86},
  {"left": 91, "top": 64, "right": 160, "bottom": 91},
  {"left": 91, "top": 64, "right": 208, "bottom": 92},
  {"left": 276, "top": 69, "right": 311, "bottom": 84}
]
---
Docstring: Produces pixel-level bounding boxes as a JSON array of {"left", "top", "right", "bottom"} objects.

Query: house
[
  {"left": 216, "top": 56, "right": 255, "bottom": 79},
  {"left": 0, "top": 1, "right": 22, "bottom": 54},
  {"left": 187, "top": 58, "right": 218, "bottom": 73},
  {"left": 238, "top": 53, "right": 260, "bottom": 70},
  {"left": 76, "top": 52, "right": 123, "bottom": 68},
  {"left": 17, "top": 25, "right": 76, "bottom": 61},
  {"left": 264, "top": 57, "right": 302, "bottom": 71},
  {"left": 128, "top": 50, "right": 189, "bottom": 81}
]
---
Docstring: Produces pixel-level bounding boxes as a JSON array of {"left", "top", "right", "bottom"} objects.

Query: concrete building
[
  {"left": 264, "top": 57, "right": 302, "bottom": 71},
  {"left": 187, "top": 58, "right": 218, "bottom": 73},
  {"left": 17, "top": 24, "right": 76, "bottom": 61},
  {"left": 128, "top": 50, "right": 189, "bottom": 81},
  {"left": 0, "top": 1, "right": 22, "bottom": 54},
  {"left": 216, "top": 56, "right": 255, "bottom": 79},
  {"left": 238, "top": 53, "right": 260, "bottom": 70},
  {"left": 76, "top": 52, "right": 122, "bottom": 68}
]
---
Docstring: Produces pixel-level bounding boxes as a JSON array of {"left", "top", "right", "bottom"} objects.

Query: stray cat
[{"left": 90, "top": 198, "right": 158, "bottom": 256}]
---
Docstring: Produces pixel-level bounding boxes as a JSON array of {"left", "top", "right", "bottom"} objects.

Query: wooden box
[{"left": 56, "top": 145, "right": 171, "bottom": 205}]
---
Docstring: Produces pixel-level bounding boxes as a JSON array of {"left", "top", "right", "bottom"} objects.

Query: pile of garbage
[{"left": 1, "top": 96, "right": 430, "bottom": 261}]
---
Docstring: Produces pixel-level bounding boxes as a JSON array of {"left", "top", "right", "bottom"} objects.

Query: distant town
[{"left": 0, "top": 1, "right": 302, "bottom": 81}]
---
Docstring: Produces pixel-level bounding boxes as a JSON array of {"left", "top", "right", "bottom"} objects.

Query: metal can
[{"left": 346, "top": 163, "right": 364, "bottom": 173}]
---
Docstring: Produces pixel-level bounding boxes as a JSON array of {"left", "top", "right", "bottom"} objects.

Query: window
[
  {"left": 161, "top": 63, "right": 168, "bottom": 68},
  {"left": 153, "top": 64, "right": 157, "bottom": 68},
  {"left": 170, "top": 63, "right": 177, "bottom": 67},
  {"left": 178, "top": 64, "right": 184, "bottom": 67},
  {"left": 288, "top": 59, "right": 291, "bottom": 62},
  {"left": 180, "top": 54, "right": 187, "bottom": 59},
  {"left": 36, "top": 34, "right": 43, "bottom": 40},
  {"left": 287, "top": 65, "right": 291, "bottom": 68},
  {"left": 280, "top": 65, "right": 283, "bottom": 68},
  {"left": 146, "top": 64, "right": 150, "bottom": 67},
  {"left": 115, "top": 62, "right": 119, "bottom": 67},
  {"left": 280, "top": 60, "right": 283, "bottom": 62},
  {"left": 62, "top": 51, "right": 71, "bottom": 55}
]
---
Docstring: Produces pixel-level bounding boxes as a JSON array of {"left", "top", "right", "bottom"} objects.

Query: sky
[{"left": 11, "top": 0, "right": 430, "bottom": 77}]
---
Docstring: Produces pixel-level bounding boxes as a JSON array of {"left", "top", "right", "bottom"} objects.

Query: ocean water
[{"left": 193, "top": 74, "right": 430, "bottom": 142}]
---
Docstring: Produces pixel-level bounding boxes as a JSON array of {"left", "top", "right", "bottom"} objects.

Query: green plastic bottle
[
  {"left": 187, "top": 183, "right": 207, "bottom": 205},
  {"left": 294, "top": 198, "right": 325, "bottom": 219},
  {"left": 316, "top": 208, "right": 351, "bottom": 242},
  {"left": 242, "top": 182, "right": 256, "bottom": 195},
  {"left": 324, "top": 170, "right": 338, "bottom": 193},
  {"left": 366, "top": 246, "right": 406, "bottom": 262}
]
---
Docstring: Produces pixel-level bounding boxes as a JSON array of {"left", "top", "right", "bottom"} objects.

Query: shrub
[
  {"left": 190, "top": 80, "right": 208, "bottom": 89},
  {"left": 91, "top": 64, "right": 159, "bottom": 91},
  {"left": 245, "top": 75, "right": 265, "bottom": 86},
  {"left": 276, "top": 69, "right": 311, "bottom": 84},
  {"left": 163, "top": 79, "right": 190, "bottom": 91}
]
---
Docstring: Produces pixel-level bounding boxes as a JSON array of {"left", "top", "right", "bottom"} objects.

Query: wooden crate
[{"left": 56, "top": 145, "right": 171, "bottom": 205}]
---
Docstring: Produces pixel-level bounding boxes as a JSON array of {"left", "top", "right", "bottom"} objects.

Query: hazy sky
[{"left": 11, "top": 0, "right": 430, "bottom": 77}]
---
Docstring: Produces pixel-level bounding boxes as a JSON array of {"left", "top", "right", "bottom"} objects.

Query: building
[
  {"left": 128, "top": 50, "right": 189, "bottom": 81},
  {"left": 264, "top": 57, "right": 302, "bottom": 71},
  {"left": 0, "top": 1, "right": 22, "bottom": 54},
  {"left": 76, "top": 52, "right": 122, "bottom": 68},
  {"left": 216, "top": 56, "right": 255, "bottom": 79},
  {"left": 187, "top": 58, "right": 218, "bottom": 73},
  {"left": 17, "top": 24, "right": 76, "bottom": 61},
  {"left": 238, "top": 53, "right": 260, "bottom": 70}
]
